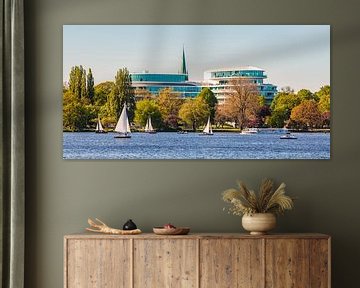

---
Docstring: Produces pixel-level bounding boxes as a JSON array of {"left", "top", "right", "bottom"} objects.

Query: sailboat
[
  {"left": 114, "top": 104, "right": 131, "bottom": 138},
  {"left": 144, "top": 116, "right": 157, "bottom": 134},
  {"left": 95, "top": 117, "right": 107, "bottom": 133},
  {"left": 199, "top": 116, "right": 213, "bottom": 136}
]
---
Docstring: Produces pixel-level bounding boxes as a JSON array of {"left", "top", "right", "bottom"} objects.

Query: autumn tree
[
  {"left": 179, "top": 97, "right": 209, "bottom": 131},
  {"left": 134, "top": 99, "right": 162, "bottom": 129},
  {"left": 215, "top": 105, "right": 232, "bottom": 128},
  {"left": 157, "top": 88, "right": 184, "bottom": 129},
  {"left": 198, "top": 87, "right": 218, "bottom": 122},
  {"left": 290, "top": 100, "right": 322, "bottom": 129},
  {"left": 222, "top": 78, "right": 261, "bottom": 131}
]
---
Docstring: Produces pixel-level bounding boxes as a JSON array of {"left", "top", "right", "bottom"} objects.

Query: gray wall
[{"left": 25, "top": 0, "right": 360, "bottom": 287}]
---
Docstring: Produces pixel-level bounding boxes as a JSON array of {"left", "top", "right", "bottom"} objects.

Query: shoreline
[{"left": 63, "top": 128, "right": 331, "bottom": 133}]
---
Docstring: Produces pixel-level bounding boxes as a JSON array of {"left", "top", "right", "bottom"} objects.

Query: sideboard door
[
  {"left": 266, "top": 239, "right": 310, "bottom": 287},
  {"left": 133, "top": 239, "right": 198, "bottom": 288},
  {"left": 200, "top": 239, "right": 264, "bottom": 288},
  {"left": 66, "top": 239, "right": 131, "bottom": 288}
]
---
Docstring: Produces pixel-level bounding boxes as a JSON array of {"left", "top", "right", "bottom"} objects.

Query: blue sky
[{"left": 63, "top": 25, "right": 330, "bottom": 92}]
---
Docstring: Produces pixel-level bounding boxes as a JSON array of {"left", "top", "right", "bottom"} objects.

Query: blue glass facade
[{"left": 131, "top": 73, "right": 201, "bottom": 98}]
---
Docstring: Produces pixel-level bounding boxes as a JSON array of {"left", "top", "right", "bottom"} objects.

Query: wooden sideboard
[{"left": 64, "top": 233, "right": 330, "bottom": 288}]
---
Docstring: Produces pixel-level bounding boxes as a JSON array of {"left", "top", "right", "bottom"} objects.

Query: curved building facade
[
  {"left": 203, "top": 66, "right": 277, "bottom": 104},
  {"left": 130, "top": 72, "right": 201, "bottom": 98}
]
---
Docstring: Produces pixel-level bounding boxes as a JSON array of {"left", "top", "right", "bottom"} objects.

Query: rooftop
[{"left": 205, "top": 66, "right": 264, "bottom": 73}]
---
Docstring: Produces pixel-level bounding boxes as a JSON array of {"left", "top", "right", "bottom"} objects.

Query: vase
[{"left": 242, "top": 213, "right": 276, "bottom": 235}]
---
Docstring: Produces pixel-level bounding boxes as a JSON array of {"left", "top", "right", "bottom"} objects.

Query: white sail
[
  {"left": 145, "top": 116, "right": 155, "bottom": 132},
  {"left": 95, "top": 117, "right": 105, "bottom": 132},
  {"left": 115, "top": 104, "right": 131, "bottom": 134},
  {"left": 144, "top": 118, "right": 149, "bottom": 131},
  {"left": 148, "top": 117, "right": 153, "bottom": 131},
  {"left": 203, "top": 116, "right": 212, "bottom": 134}
]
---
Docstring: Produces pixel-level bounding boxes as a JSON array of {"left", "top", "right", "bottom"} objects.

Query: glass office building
[
  {"left": 130, "top": 49, "right": 277, "bottom": 104},
  {"left": 130, "top": 72, "right": 202, "bottom": 98},
  {"left": 203, "top": 66, "right": 277, "bottom": 104}
]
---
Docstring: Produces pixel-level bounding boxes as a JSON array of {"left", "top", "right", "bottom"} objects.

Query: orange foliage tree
[{"left": 290, "top": 100, "right": 322, "bottom": 129}]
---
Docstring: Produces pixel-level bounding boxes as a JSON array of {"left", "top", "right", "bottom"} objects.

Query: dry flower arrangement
[{"left": 222, "top": 178, "right": 294, "bottom": 216}]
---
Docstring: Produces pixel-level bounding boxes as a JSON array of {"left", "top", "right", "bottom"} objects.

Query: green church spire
[{"left": 181, "top": 46, "right": 188, "bottom": 80}]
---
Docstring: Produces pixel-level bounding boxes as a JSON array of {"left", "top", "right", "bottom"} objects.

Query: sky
[{"left": 63, "top": 25, "right": 330, "bottom": 92}]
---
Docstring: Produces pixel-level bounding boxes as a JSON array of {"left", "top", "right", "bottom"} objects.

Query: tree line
[{"left": 63, "top": 65, "right": 330, "bottom": 131}]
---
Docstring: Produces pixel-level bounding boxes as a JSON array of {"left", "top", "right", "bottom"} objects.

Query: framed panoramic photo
[{"left": 62, "top": 25, "right": 330, "bottom": 159}]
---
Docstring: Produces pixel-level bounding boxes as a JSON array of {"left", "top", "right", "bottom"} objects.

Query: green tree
[
  {"left": 315, "top": 85, "right": 330, "bottom": 100},
  {"left": 270, "top": 91, "right": 301, "bottom": 112},
  {"left": 269, "top": 90, "right": 301, "bottom": 127},
  {"left": 318, "top": 94, "right": 330, "bottom": 113},
  {"left": 110, "top": 68, "right": 136, "bottom": 121},
  {"left": 157, "top": 88, "right": 184, "bottom": 129},
  {"left": 290, "top": 100, "right": 322, "bottom": 129},
  {"left": 87, "top": 68, "right": 94, "bottom": 103},
  {"left": 315, "top": 85, "right": 330, "bottom": 113},
  {"left": 134, "top": 99, "right": 162, "bottom": 128},
  {"left": 69, "top": 65, "right": 87, "bottom": 99},
  {"left": 267, "top": 108, "right": 288, "bottom": 128},
  {"left": 198, "top": 87, "right": 218, "bottom": 122},
  {"left": 94, "top": 81, "right": 114, "bottom": 107},
  {"left": 179, "top": 97, "right": 209, "bottom": 131},
  {"left": 63, "top": 91, "right": 93, "bottom": 131},
  {"left": 297, "top": 89, "right": 315, "bottom": 101}
]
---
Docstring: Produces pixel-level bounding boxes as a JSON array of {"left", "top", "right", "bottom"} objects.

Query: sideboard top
[{"left": 64, "top": 232, "right": 330, "bottom": 240}]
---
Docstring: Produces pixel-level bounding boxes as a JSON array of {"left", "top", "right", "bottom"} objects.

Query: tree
[
  {"left": 134, "top": 88, "right": 153, "bottom": 100},
  {"left": 63, "top": 91, "right": 93, "bottom": 131},
  {"left": 157, "top": 88, "right": 184, "bottom": 129},
  {"left": 179, "top": 97, "right": 209, "bottom": 131},
  {"left": 270, "top": 91, "right": 301, "bottom": 113},
  {"left": 255, "top": 104, "right": 271, "bottom": 127},
  {"left": 87, "top": 68, "right": 95, "bottom": 103},
  {"left": 269, "top": 91, "right": 301, "bottom": 127},
  {"left": 297, "top": 89, "right": 315, "bottom": 101},
  {"left": 94, "top": 81, "right": 114, "bottom": 107},
  {"left": 68, "top": 65, "right": 87, "bottom": 99},
  {"left": 215, "top": 105, "right": 232, "bottom": 128},
  {"left": 222, "top": 78, "right": 261, "bottom": 131},
  {"left": 110, "top": 68, "right": 136, "bottom": 121},
  {"left": 318, "top": 94, "right": 330, "bottom": 113},
  {"left": 134, "top": 99, "right": 162, "bottom": 129},
  {"left": 290, "top": 100, "right": 322, "bottom": 129},
  {"left": 267, "top": 108, "right": 288, "bottom": 128},
  {"left": 315, "top": 85, "right": 331, "bottom": 113},
  {"left": 198, "top": 87, "right": 218, "bottom": 122},
  {"left": 315, "top": 85, "right": 330, "bottom": 100}
]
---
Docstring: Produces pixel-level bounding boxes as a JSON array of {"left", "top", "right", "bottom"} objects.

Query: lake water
[{"left": 63, "top": 131, "right": 330, "bottom": 160}]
